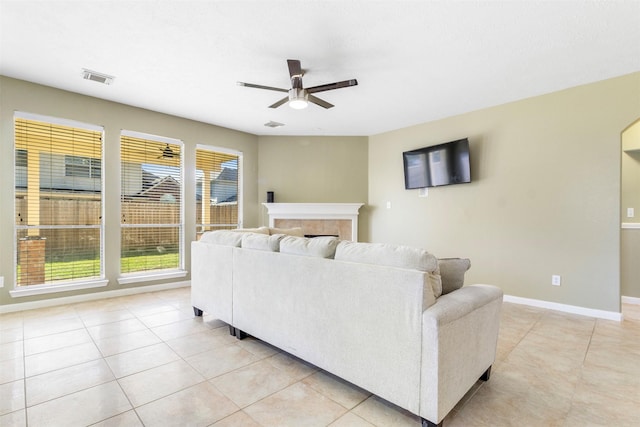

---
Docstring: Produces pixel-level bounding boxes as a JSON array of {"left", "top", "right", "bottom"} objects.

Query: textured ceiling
[{"left": 1, "top": 1, "right": 639, "bottom": 136}]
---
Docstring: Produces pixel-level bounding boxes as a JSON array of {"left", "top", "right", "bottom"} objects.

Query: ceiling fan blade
[
  {"left": 306, "top": 79, "right": 358, "bottom": 94},
  {"left": 237, "top": 82, "right": 288, "bottom": 93},
  {"left": 269, "top": 96, "right": 289, "bottom": 108},
  {"left": 308, "top": 94, "right": 334, "bottom": 109},
  {"left": 287, "top": 59, "right": 303, "bottom": 78}
]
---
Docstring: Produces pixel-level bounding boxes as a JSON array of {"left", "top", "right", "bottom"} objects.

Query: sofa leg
[
  {"left": 228, "top": 325, "right": 237, "bottom": 336},
  {"left": 235, "top": 328, "right": 248, "bottom": 340},
  {"left": 421, "top": 418, "right": 442, "bottom": 427},
  {"left": 480, "top": 366, "right": 492, "bottom": 381},
  {"left": 193, "top": 307, "right": 203, "bottom": 317}
]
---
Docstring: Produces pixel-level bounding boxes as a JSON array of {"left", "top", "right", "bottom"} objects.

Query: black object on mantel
[{"left": 267, "top": 191, "right": 274, "bottom": 203}]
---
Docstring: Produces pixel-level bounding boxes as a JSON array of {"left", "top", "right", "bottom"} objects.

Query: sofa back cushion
[
  {"left": 199, "top": 230, "right": 245, "bottom": 247},
  {"left": 280, "top": 236, "right": 339, "bottom": 259},
  {"left": 241, "top": 233, "right": 284, "bottom": 252},
  {"left": 438, "top": 258, "right": 471, "bottom": 294},
  {"left": 335, "top": 241, "right": 438, "bottom": 272}
]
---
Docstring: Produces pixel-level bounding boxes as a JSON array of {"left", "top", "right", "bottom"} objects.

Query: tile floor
[{"left": 1, "top": 287, "right": 639, "bottom": 426}]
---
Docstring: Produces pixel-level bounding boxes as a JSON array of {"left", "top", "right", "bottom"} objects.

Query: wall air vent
[
  {"left": 264, "top": 121, "right": 284, "bottom": 128},
  {"left": 82, "top": 69, "right": 114, "bottom": 85}
]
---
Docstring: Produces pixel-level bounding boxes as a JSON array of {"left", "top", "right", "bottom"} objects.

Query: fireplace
[{"left": 263, "top": 203, "right": 364, "bottom": 241}]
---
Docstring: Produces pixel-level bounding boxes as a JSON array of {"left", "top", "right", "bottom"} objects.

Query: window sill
[
  {"left": 10, "top": 279, "right": 109, "bottom": 298},
  {"left": 118, "top": 270, "right": 188, "bottom": 285}
]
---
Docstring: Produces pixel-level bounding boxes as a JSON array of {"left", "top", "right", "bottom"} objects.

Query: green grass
[{"left": 18, "top": 253, "right": 179, "bottom": 282}]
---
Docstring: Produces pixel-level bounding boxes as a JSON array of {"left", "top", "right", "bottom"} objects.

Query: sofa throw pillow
[
  {"left": 268, "top": 227, "right": 304, "bottom": 237},
  {"left": 241, "top": 233, "right": 284, "bottom": 252},
  {"left": 280, "top": 235, "right": 339, "bottom": 259},
  {"left": 438, "top": 258, "right": 471, "bottom": 294},
  {"left": 334, "top": 241, "right": 438, "bottom": 272},
  {"left": 198, "top": 230, "right": 245, "bottom": 247}
]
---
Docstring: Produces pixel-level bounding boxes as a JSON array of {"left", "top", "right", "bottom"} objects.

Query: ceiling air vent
[
  {"left": 82, "top": 69, "right": 114, "bottom": 85},
  {"left": 264, "top": 121, "right": 284, "bottom": 128}
]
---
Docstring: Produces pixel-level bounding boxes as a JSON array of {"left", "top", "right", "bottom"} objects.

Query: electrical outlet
[
  {"left": 386, "top": 201, "right": 391, "bottom": 209},
  {"left": 418, "top": 188, "right": 428, "bottom": 198},
  {"left": 551, "top": 275, "right": 561, "bottom": 286},
  {"left": 628, "top": 208, "right": 635, "bottom": 218},
  {"left": 0, "top": 276, "right": 4, "bottom": 288}
]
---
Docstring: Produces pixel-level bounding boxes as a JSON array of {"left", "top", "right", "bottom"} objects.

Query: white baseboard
[
  {"left": 503, "top": 294, "right": 622, "bottom": 322},
  {"left": 0, "top": 281, "right": 191, "bottom": 314},
  {"left": 622, "top": 295, "right": 640, "bottom": 305}
]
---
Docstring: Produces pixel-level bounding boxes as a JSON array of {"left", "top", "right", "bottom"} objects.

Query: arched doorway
[{"left": 621, "top": 119, "right": 640, "bottom": 305}]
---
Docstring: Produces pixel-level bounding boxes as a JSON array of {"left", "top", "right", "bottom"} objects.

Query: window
[
  {"left": 120, "top": 131, "right": 184, "bottom": 277},
  {"left": 195, "top": 145, "right": 242, "bottom": 239},
  {"left": 65, "top": 155, "right": 101, "bottom": 178},
  {"left": 14, "top": 113, "right": 104, "bottom": 289}
]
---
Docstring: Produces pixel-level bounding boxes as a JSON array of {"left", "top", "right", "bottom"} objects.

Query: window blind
[
  {"left": 120, "top": 131, "right": 183, "bottom": 274},
  {"left": 14, "top": 115, "right": 104, "bottom": 286},
  {"left": 195, "top": 147, "right": 241, "bottom": 239}
]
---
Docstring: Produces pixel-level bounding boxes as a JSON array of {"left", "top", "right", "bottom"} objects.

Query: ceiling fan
[
  {"left": 237, "top": 59, "right": 358, "bottom": 109},
  {"left": 158, "top": 144, "right": 179, "bottom": 159}
]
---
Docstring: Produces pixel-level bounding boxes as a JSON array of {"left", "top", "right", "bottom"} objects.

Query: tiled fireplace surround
[{"left": 263, "top": 203, "right": 364, "bottom": 241}]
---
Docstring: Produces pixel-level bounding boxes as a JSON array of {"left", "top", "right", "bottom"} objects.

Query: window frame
[
  {"left": 10, "top": 111, "right": 108, "bottom": 298},
  {"left": 195, "top": 143, "right": 244, "bottom": 238},
  {"left": 118, "top": 129, "right": 187, "bottom": 284}
]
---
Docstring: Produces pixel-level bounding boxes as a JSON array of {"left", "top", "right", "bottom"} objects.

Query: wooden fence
[{"left": 15, "top": 198, "right": 238, "bottom": 259}]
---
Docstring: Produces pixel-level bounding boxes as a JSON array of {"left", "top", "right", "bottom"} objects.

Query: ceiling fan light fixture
[{"left": 288, "top": 88, "right": 308, "bottom": 109}]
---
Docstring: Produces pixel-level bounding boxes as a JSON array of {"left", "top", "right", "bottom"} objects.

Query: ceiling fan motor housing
[{"left": 288, "top": 88, "right": 308, "bottom": 109}]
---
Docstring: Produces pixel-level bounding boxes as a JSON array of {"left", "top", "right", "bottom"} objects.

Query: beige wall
[
  {"left": 256, "top": 135, "right": 368, "bottom": 227},
  {"left": 368, "top": 72, "right": 640, "bottom": 313},
  {"left": 0, "top": 76, "right": 259, "bottom": 306}
]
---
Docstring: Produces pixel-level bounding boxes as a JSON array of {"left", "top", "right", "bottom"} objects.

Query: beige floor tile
[
  {"left": 24, "top": 328, "right": 91, "bottom": 356},
  {"left": 118, "top": 359, "right": 205, "bottom": 407},
  {"left": 26, "top": 359, "right": 115, "bottom": 406},
  {"left": 266, "top": 351, "right": 318, "bottom": 381},
  {"left": 302, "top": 371, "right": 371, "bottom": 410},
  {"left": 166, "top": 329, "right": 236, "bottom": 358},
  {"left": 90, "top": 410, "right": 143, "bottom": 426},
  {"left": 23, "top": 316, "right": 85, "bottom": 340},
  {"left": 26, "top": 381, "right": 131, "bottom": 427},
  {"left": 583, "top": 341, "right": 640, "bottom": 376},
  {"left": 150, "top": 317, "right": 212, "bottom": 341},
  {"left": 21, "top": 305, "right": 78, "bottom": 322},
  {"left": 350, "top": 394, "right": 421, "bottom": 427},
  {"left": 0, "top": 379, "right": 25, "bottom": 416},
  {"left": 211, "top": 359, "right": 297, "bottom": 408},
  {"left": 0, "top": 327, "right": 23, "bottom": 344},
  {"left": 105, "top": 342, "right": 180, "bottom": 378},
  {"left": 136, "top": 381, "right": 238, "bottom": 426},
  {"left": 328, "top": 412, "right": 375, "bottom": 427},
  {"left": 564, "top": 384, "right": 640, "bottom": 426},
  {"left": 94, "top": 329, "right": 161, "bottom": 357},
  {"left": 0, "top": 341, "right": 23, "bottom": 362},
  {"left": 79, "top": 309, "right": 135, "bottom": 327},
  {"left": 0, "top": 357, "right": 24, "bottom": 383},
  {"left": 0, "top": 313, "right": 24, "bottom": 331},
  {"left": 24, "top": 341, "right": 101, "bottom": 377},
  {"left": 211, "top": 410, "right": 262, "bottom": 427},
  {"left": 138, "top": 308, "right": 193, "bottom": 328},
  {"left": 244, "top": 382, "right": 347, "bottom": 427},
  {"left": 127, "top": 302, "right": 175, "bottom": 318},
  {"left": 577, "top": 364, "right": 640, "bottom": 405},
  {"left": 86, "top": 318, "right": 147, "bottom": 341},
  {"left": 0, "top": 409, "right": 26, "bottom": 427},
  {"left": 234, "top": 336, "right": 279, "bottom": 359},
  {"left": 185, "top": 343, "right": 260, "bottom": 379}
]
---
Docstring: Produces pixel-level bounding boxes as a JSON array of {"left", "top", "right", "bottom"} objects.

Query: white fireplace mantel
[{"left": 263, "top": 203, "right": 364, "bottom": 241}]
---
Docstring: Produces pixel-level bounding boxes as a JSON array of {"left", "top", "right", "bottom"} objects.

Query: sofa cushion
[
  {"left": 198, "top": 230, "right": 245, "bottom": 247},
  {"left": 280, "top": 235, "right": 339, "bottom": 259},
  {"left": 335, "top": 241, "right": 438, "bottom": 272},
  {"left": 438, "top": 258, "right": 471, "bottom": 294},
  {"left": 269, "top": 227, "right": 304, "bottom": 237},
  {"left": 241, "top": 233, "right": 284, "bottom": 252}
]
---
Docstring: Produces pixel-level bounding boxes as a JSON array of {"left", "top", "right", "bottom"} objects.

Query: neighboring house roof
[{"left": 128, "top": 175, "right": 181, "bottom": 202}]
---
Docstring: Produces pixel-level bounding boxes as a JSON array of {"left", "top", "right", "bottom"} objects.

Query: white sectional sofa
[{"left": 191, "top": 228, "right": 503, "bottom": 427}]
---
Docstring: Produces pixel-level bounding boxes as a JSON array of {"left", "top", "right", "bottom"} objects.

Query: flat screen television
[{"left": 403, "top": 138, "right": 471, "bottom": 189}]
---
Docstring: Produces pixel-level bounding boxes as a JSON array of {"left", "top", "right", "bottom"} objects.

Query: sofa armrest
[{"left": 420, "top": 284, "right": 503, "bottom": 424}]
